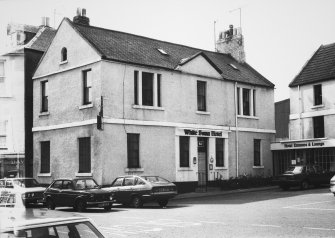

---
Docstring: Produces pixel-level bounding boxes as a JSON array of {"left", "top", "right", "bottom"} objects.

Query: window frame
[
  {"left": 313, "top": 84, "right": 322, "bottom": 106},
  {"left": 83, "top": 69, "right": 92, "bottom": 105},
  {"left": 253, "top": 139, "right": 261, "bottom": 167},
  {"left": 142, "top": 72, "right": 154, "bottom": 106},
  {"left": 197, "top": 81, "right": 207, "bottom": 112},
  {"left": 41, "top": 80, "right": 48, "bottom": 112},
  {"left": 78, "top": 137, "right": 91, "bottom": 173},
  {"left": 237, "top": 86, "right": 256, "bottom": 117},
  {"left": 215, "top": 138, "right": 224, "bottom": 167},
  {"left": 61, "top": 47, "right": 67, "bottom": 62},
  {"left": 179, "top": 136, "right": 190, "bottom": 167},
  {"left": 40, "top": 141, "right": 50, "bottom": 173},
  {"left": 127, "top": 133, "right": 140, "bottom": 168},
  {"left": 313, "top": 116, "right": 325, "bottom": 138}
]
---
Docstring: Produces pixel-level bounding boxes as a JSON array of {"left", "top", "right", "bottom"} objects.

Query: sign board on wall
[
  {"left": 271, "top": 139, "right": 335, "bottom": 150},
  {"left": 176, "top": 128, "right": 228, "bottom": 138}
]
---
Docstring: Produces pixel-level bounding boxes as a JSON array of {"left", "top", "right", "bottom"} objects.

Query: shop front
[{"left": 271, "top": 138, "right": 335, "bottom": 175}]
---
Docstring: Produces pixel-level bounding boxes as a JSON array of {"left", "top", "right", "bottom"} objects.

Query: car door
[
  {"left": 59, "top": 180, "right": 75, "bottom": 206},
  {"left": 47, "top": 180, "right": 63, "bottom": 205},
  {"left": 119, "top": 177, "right": 136, "bottom": 204},
  {"left": 110, "top": 178, "right": 124, "bottom": 203}
]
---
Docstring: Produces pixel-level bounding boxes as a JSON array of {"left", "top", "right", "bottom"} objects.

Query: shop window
[
  {"left": 78, "top": 137, "right": 91, "bottom": 173},
  {"left": 134, "top": 71, "right": 161, "bottom": 107},
  {"left": 313, "top": 116, "right": 324, "bottom": 138},
  {"left": 179, "top": 136, "right": 190, "bottom": 167},
  {"left": 127, "top": 133, "right": 140, "bottom": 168},
  {"left": 61, "top": 47, "right": 67, "bottom": 62},
  {"left": 314, "top": 84, "right": 322, "bottom": 106},
  {"left": 40, "top": 141, "right": 50, "bottom": 173},
  {"left": 254, "top": 139, "right": 261, "bottom": 166},
  {"left": 83, "top": 69, "right": 92, "bottom": 105},
  {"left": 237, "top": 87, "right": 256, "bottom": 116},
  {"left": 197, "top": 81, "right": 206, "bottom": 111},
  {"left": 41, "top": 81, "right": 48, "bottom": 112},
  {"left": 216, "top": 138, "right": 224, "bottom": 167}
]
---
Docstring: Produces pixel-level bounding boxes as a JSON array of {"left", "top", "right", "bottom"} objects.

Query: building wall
[{"left": 289, "top": 80, "right": 335, "bottom": 140}]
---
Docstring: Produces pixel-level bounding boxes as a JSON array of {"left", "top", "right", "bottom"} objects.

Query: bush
[{"left": 218, "top": 174, "right": 274, "bottom": 190}]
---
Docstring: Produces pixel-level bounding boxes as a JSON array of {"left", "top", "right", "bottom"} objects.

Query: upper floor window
[
  {"left": 61, "top": 47, "right": 67, "bottom": 62},
  {"left": 0, "top": 120, "right": 7, "bottom": 149},
  {"left": 134, "top": 70, "right": 161, "bottom": 107},
  {"left": 41, "top": 81, "right": 48, "bottom": 112},
  {"left": 314, "top": 84, "right": 322, "bottom": 106},
  {"left": 197, "top": 81, "right": 207, "bottom": 111},
  {"left": 0, "top": 61, "right": 5, "bottom": 96},
  {"left": 313, "top": 116, "right": 324, "bottom": 138},
  {"left": 237, "top": 87, "right": 256, "bottom": 116},
  {"left": 83, "top": 69, "right": 92, "bottom": 105}
]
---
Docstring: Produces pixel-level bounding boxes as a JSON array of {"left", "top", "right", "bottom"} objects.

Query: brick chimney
[
  {"left": 73, "top": 8, "right": 90, "bottom": 25},
  {"left": 216, "top": 25, "right": 245, "bottom": 63}
]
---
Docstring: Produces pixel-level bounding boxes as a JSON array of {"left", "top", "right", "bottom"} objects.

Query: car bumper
[
  {"left": 86, "top": 200, "right": 114, "bottom": 208},
  {"left": 22, "top": 197, "right": 45, "bottom": 204}
]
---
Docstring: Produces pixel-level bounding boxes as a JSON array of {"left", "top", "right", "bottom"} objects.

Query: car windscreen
[
  {"left": 284, "top": 166, "right": 304, "bottom": 174},
  {"left": 12, "top": 179, "right": 40, "bottom": 188},
  {"left": 75, "top": 179, "right": 99, "bottom": 190},
  {"left": 144, "top": 176, "right": 170, "bottom": 183}
]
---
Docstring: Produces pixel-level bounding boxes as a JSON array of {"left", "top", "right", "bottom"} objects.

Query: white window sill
[
  {"left": 253, "top": 166, "right": 264, "bottom": 169},
  {"left": 37, "top": 173, "right": 51, "bottom": 177},
  {"left": 75, "top": 172, "right": 92, "bottom": 177},
  {"left": 178, "top": 168, "right": 193, "bottom": 171},
  {"left": 214, "top": 167, "right": 228, "bottom": 170},
  {"left": 311, "top": 104, "right": 324, "bottom": 109},
  {"left": 238, "top": 115, "right": 259, "bottom": 120},
  {"left": 79, "top": 104, "right": 93, "bottom": 110},
  {"left": 0, "top": 94, "right": 13, "bottom": 98},
  {"left": 132, "top": 105, "right": 164, "bottom": 111},
  {"left": 39, "top": 112, "right": 50, "bottom": 117},
  {"left": 125, "top": 168, "right": 144, "bottom": 172},
  {"left": 60, "top": 60, "right": 68, "bottom": 65},
  {"left": 196, "top": 111, "right": 210, "bottom": 115}
]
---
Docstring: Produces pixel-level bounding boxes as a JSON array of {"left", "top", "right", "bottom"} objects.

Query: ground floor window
[
  {"left": 254, "top": 139, "right": 261, "bottom": 166},
  {"left": 179, "top": 136, "right": 190, "bottom": 167},
  {"left": 78, "top": 137, "right": 91, "bottom": 173},
  {"left": 127, "top": 133, "right": 140, "bottom": 168},
  {"left": 40, "top": 141, "right": 50, "bottom": 173},
  {"left": 216, "top": 138, "right": 224, "bottom": 167}
]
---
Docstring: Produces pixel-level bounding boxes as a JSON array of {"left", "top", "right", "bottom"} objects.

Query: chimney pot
[
  {"left": 82, "top": 8, "right": 86, "bottom": 17},
  {"left": 76, "top": 8, "right": 81, "bottom": 16},
  {"left": 73, "top": 8, "right": 90, "bottom": 25}
]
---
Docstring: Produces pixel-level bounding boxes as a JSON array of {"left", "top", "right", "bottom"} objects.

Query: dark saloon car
[
  {"left": 276, "top": 165, "right": 335, "bottom": 190},
  {"left": 44, "top": 178, "right": 114, "bottom": 212},
  {"left": 0, "top": 178, "right": 46, "bottom": 206},
  {"left": 103, "top": 175, "right": 178, "bottom": 208}
]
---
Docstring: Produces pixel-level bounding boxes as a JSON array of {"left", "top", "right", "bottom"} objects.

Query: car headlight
[
  {"left": 21, "top": 194, "right": 26, "bottom": 199},
  {"left": 109, "top": 194, "right": 114, "bottom": 201},
  {"left": 89, "top": 194, "right": 94, "bottom": 199}
]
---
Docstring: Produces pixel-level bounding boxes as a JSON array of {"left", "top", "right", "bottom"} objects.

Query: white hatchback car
[{"left": 330, "top": 175, "right": 335, "bottom": 195}]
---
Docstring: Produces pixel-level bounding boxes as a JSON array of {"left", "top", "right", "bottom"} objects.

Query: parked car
[
  {"left": 44, "top": 177, "right": 114, "bottom": 212},
  {"left": 276, "top": 165, "right": 335, "bottom": 190},
  {"left": 330, "top": 175, "right": 335, "bottom": 196},
  {"left": 0, "top": 178, "right": 46, "bottom": 206},
  {"left": 103, "top": 175, "right": 178, "bottom": 208},
  {"left": 0, "top": 216, "right": 105, "bottom": 237}
]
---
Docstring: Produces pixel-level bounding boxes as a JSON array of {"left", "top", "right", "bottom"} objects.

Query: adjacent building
[
  {"left": 32, "top": 10, "right": 275, "bottom": 191},
  {"left": 0, "top": 19, "right": 55, "bottom": 178},
  {"left": 272, "top": 42, "right": 335, "bottom": 175}
]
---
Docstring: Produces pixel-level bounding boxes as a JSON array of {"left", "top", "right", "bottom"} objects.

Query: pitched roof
[
  {"left": 289, "top": 42, "right": 335, "bottom": 87},
  {"left": 66, "top": 18, "right": 274, "bottom": 88},
  {"left": 28, "top": 27, "right": 57, "bottom": 52}
]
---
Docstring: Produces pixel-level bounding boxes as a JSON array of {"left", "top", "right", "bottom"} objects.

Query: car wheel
[
  {"left": 131, "top": 196, "right": 143, "bottom": 208},
  {"left": 280, "top": 185, "right": 289, "bottom": 191},
  {"left": 301, "top": 180, "right": 309, "bottom": 190},
  {"left": 104, "top": 204, "right": 112, "bottom": 211},
  {"left": 46, "top": 198, "right": 55, "bottom": 210},
  {"left": 75, "top": 200, "right": 86, "bottom": 212},
  {"left": 158, "top": 199, "right": 168, "bottom": 208}
]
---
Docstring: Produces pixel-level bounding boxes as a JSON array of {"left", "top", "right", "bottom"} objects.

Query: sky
[{"left": 0, "top": 0, "right": 334, "bottom": 102}]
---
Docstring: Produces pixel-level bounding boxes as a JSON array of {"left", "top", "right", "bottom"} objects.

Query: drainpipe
[
  {"left": 234, "top": 82, "right": 239, "bottom": 177},
  {"left": 298, "top": 85, "right": 302, "bottom": 139}
]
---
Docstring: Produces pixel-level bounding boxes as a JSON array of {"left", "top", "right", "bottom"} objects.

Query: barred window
[
  {"left": 127, "top": 134, "right": 140, "bottom": 168},
  {"left": 179, "top": 136, "right": 190, "bottom": 167},
  {"left": 40, "top": 141, "right": 50, "bottom": 173},
  {"left": 216, "top": 138, "right": 224, "bottom": 167},
  {"left": 78, "top": 137, "right": 91, "bottom": 173}
]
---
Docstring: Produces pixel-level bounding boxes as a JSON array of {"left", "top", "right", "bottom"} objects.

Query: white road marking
[
  {"left": 283, "top": 200, "right": 333, "bottom": 209},
  {"left": 251, "top": 224, "right": 281, "bottom": 228},
  {"left": 303, "top": 227, "right": 335, "bottom": 231},
  {"left": 199, "top": 221, "right": 226, "bottom": 225}
]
